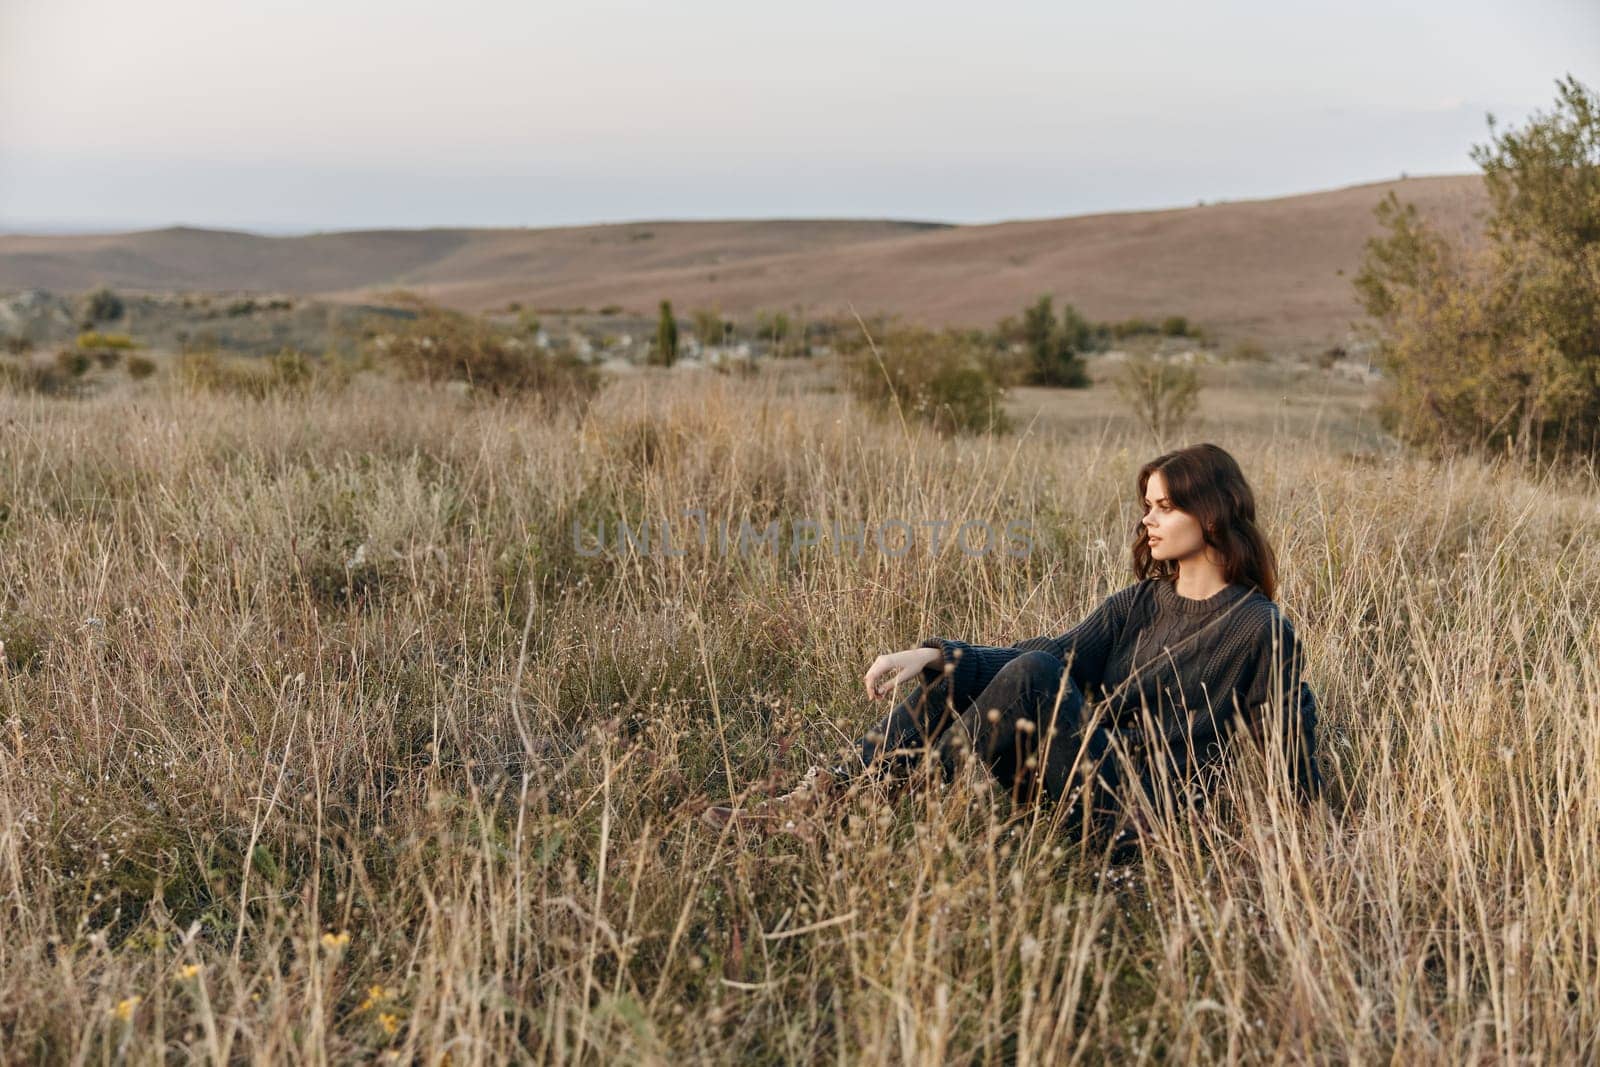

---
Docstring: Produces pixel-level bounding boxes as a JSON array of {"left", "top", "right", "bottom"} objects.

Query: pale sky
[{"left": 1, "top": 0, "right": 1595, "bottom": 233}]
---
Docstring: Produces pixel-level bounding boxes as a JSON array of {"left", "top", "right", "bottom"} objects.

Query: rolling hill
[{"left": 0, "top": 175, "right": 1486, "bottom": 351}]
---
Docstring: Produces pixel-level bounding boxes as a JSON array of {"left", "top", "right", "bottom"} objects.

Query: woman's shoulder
[
  {"left": 1229, "top": 587, "right": 1303, "bottom": 646},
  {"left": 1109, "top": 578, "right": 1160, "bottom": 612}
]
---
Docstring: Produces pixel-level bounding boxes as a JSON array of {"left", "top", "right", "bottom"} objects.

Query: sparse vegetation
[
  {"left": 177, "top": 347, "right": 348, "bottom": 399},
  {"left": 1226, "top": 338, "right": 1270, "bottom": 362},
  {"left": 691, "top": 307, "right": 730, "bottom": 346},
  {"left": 375, "top": 298, "right": 601, "bottom": 409},
  {"left": 1113, "top": 349, "right": 1201, "bottom": 445},
  {"left": 755, "top": 308, "right": 803, "bottom": 357}
]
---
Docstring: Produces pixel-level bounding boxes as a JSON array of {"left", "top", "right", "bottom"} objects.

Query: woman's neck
[{"left": 1172, "top": 560, "right": 1231, "bottom": 601}]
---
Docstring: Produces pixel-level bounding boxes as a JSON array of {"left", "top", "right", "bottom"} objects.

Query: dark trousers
[{"left": 854, "top": 651, "right": 1132, "bottom": 844}]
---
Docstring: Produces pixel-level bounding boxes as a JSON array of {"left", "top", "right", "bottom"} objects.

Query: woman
[{"left": 703, "top": 443, "right": 1325, "bottom": 855}]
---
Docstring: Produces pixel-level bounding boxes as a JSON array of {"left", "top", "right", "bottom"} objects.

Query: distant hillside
[{"left": 0, "top": 176, "right": 1486, "bottom": 350}]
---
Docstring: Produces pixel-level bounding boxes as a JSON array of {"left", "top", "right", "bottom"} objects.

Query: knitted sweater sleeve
[
  {"left": 916, "top": 582, "right": 1139, "bottom": 711},
  {"left": 1238, "top": 612, "right": 1325, "bottom": 802}
]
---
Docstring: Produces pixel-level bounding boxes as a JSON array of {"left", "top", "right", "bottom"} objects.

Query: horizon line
[{"left": 0, "top": 170, "right": 1476, "bottom": 240}]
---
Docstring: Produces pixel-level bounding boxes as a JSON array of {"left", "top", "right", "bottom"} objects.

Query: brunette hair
[{"left": 1131, "top": 442, "right": 1278, "bottom": 600}]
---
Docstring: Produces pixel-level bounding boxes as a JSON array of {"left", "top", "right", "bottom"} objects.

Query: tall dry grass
[{"left": 0, "top": 361, "right": 1596, "bottom": 1063}]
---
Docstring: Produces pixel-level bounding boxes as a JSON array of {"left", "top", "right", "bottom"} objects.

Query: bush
[
  {"left": 126, "top": 355, "right": 158, "bottom": 380},
  {"left": 80, "top": 287, "right": 124, "bottom": 326},
  {"left": 54, "top": 349, "right": 92, "bottom": 378},
  {"left": 1160, "top": 315, "right": 1192, "bottom": 337},
  {"left": 691, "top": 308, "right": 730, "bottom": 346},
  {"left": 76, "top": 331, "right": 138, "bottom": 351},
  {"left": 839, "top": 325, "right": 1011, "bottom": 436},
  {"left": 1113, "top": 351, "right": 1201, "bottom": 446},
  {"left": 375, "top": 300, "right": 602, "bottom": 410},
  {"left": 1355, "top": 74, "right": 1600, "bottom": 462},
  {"left": 1226, "top": 339, "right": 1269, "bottom": 363},
  {"left": 2, "top": 335, "right": 32, "bottom": 355}
]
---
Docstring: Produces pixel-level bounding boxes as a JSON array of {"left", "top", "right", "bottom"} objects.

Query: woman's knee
[{"left": 993, "top": 650, "right": 1065, "bottom": 689}]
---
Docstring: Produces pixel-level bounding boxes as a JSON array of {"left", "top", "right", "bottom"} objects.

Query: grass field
[{"left": 1, "top": 357, "right": 1596, "bottom": 1062}]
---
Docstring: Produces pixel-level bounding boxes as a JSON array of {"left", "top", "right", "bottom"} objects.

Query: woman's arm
[
  {"left": 1238, "top": 613, "right": 1324, "bottom": 802},
  {"left": 916, "top": 582, "right": 1140, "bottom": 710}
]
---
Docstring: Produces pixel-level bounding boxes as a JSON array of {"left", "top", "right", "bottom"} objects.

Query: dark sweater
[{"left": 917, "top": 577, "right": 1324, "bottom": 802}]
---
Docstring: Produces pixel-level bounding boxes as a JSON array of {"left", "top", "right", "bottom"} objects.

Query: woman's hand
[{"left": 863, "top": 646, "right": 943, "bottom": 701}]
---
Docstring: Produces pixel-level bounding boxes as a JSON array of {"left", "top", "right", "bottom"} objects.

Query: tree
[
  {"left": 1355, "top": 75, "right": 1600, "bottom": 463},
  {"left": 653, "top": 300, "right": 679, "bottom": 367},
  {"left": 1020, "top": 295, "right": 1091, "bottom": 387}
]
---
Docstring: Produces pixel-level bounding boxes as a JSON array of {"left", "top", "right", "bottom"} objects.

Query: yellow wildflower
[
  {"left": 357, "top": 984, "right": 392, "bottom": 1012},
  {"left": 112, "top": 996, "right": 141, "bottom": 1021},
  {"left": 177, "top": 964, "right": 202, "bottom": 980},
  {"left": 320, "top": 930, "right": 350, "bottom": 951},
  {"left": 377, "top": 1012, "right": 400, "bottom": 1035}
]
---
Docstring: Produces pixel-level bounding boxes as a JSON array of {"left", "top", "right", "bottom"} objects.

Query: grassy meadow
[{"left": 1, "top": 354, "right": 1597, "bottom": 1063}]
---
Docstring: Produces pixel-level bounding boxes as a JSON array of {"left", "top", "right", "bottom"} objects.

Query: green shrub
[
  {"left": 840, "top": 325, "right": 1011, "bottom": 436},
  {"left": 126, "top": 354, "right": 158, "bottom": 380},
  {"left": 1020, "top": 295, "right": 1092, "bottom": 387},
  {"left": 1355, "top": 74, "right": 1600, "bottom": 462},
  {"left": 1160, "top": 315, "right": 1192, "bottom": 337},
  {"left": 651, "top": 300, "right": 679, "bottom": 367}
]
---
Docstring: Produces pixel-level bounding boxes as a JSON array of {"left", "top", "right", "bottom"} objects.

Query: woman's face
[{"left": 1141, "top": 471, "right": 1208, "bottom": 562}]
